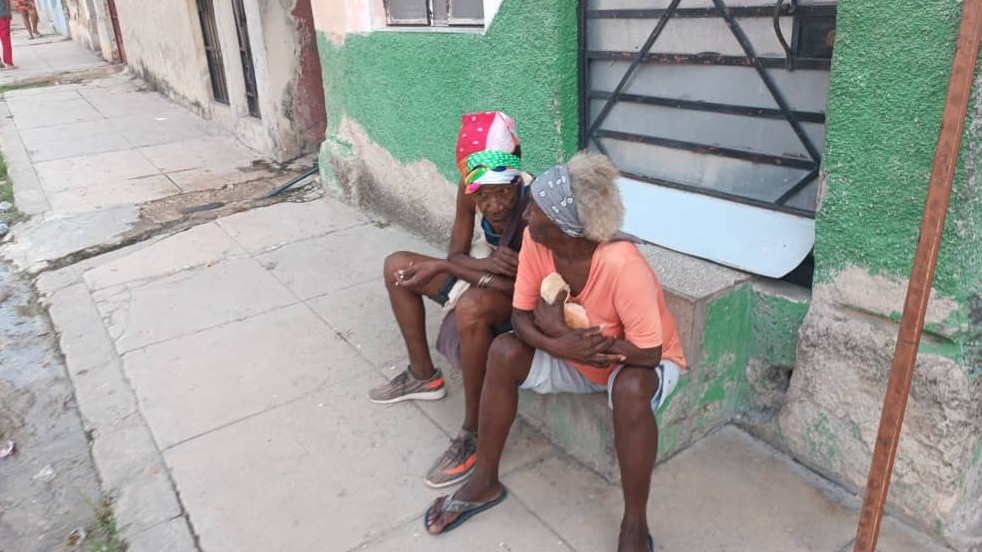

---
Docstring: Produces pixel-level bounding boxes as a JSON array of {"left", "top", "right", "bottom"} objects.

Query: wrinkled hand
[
  {"left": 486, "top": 246, "right": 519, "bottom": 277},
  {"left": 550, "top": 327, "right": 624, "bottom": 368},
  {"left": 533, "top": 293, "right": 568, "bottom": 338},
  {"left": 394, "top": 260, "right": 443, "bottom": 288}
]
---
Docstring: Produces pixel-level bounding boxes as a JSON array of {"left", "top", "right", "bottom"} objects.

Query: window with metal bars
[
  {"left": 384, "top": 0, "right": 484, "bottom": 27},
  {"left": 231, "top": 0, "right": 260, "bottom": 118},
  {"left": 196, "top": 0, "right": 228, "bottom": 104},
  {"left": 580, "top": 1, "right": 838, "bottom": 218}
]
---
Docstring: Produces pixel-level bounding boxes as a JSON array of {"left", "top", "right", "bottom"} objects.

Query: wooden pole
[{"left": 853, "top": 1, "right": 982, "bottom": 550}]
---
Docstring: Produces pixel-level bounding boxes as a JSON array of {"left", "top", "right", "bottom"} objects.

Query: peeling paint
[{"left": 315, "top": 0, "right": 578, "bottom": 186}]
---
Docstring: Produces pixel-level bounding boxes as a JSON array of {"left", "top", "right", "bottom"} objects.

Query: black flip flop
[{"left": 423, "top": 485, "right": 509, "bottom": 535}]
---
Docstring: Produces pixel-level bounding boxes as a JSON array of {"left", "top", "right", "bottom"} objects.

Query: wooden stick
[{"left": 854, "top": 1, "right": 982, "bottom": 550}]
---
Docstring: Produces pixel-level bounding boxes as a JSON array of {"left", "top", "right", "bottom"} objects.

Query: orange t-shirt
[{"left": 513, "top": 229, "right": 686, "bottom": 385}]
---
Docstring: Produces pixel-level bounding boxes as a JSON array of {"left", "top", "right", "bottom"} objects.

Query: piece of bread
[
  {"left": 540, "top": 272, "right": 591, "bottom": 329},
  {"left": 540, "top": 272, "right": 569, "bottom": 305},
  {"left": 563, "top": 302, "right": 591, "bottom": 329}
]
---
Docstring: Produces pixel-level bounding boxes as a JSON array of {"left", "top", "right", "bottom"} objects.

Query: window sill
[{"left": 374, "top": 25, "right": 486, "bottom": 35}]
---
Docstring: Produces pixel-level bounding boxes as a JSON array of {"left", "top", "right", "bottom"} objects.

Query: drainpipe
[{"left": 853, "top": 1, "right": 982, "bottom": 550}]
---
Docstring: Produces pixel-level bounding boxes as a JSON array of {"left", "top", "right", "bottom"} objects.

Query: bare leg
[
  {"left": 20, "top": 11, "right": 33, "bottom": 38},
  {"left": 30, "top": 12, "right": 39, "bottom": 35},
  {"left": 383, "top": 251, "right": 449, "bottom": 381},
  {"left": 425, "top": 334, "right": 534, "bottom": 534},
  {"left": 611, "top": 367, "right": 660, "bottom": 552},
  {"left": 453, "top": 288, "right": 512, "bottom": 433}
]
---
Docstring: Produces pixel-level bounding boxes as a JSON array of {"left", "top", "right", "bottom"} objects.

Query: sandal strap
[{"left": 439, "top": 496, "right": 488, "bottom": 514}]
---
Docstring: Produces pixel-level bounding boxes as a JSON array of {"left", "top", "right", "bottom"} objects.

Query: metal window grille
[
  {"left": 196, "top": 0, "right": 228, "bottom": 104},
  {"left": 580, "top": 1, "right": 837, "bottom": 218},
  {"left": 384, "top": 0, "right": 483, "bottom": 27},
  {"left": 231, "top": 0, "right": 261, "bottom": 118}
]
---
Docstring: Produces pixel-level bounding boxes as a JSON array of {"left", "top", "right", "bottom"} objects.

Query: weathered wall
[
  {"left": 91, "top": 0, "right": 116, "bottom": 63},
  {"left": 247, "top": 0, "right": 326, "bottom": 162},
  {"left": 779, "top": 0, "right": 982, "bottom": 547},
  {"left": 315, "top": 0, "right": 580, "bottom": 240},
  {"left": 112, "top": 0, "right": 211, "bottom": 113},
  {"left": 290, "top": 0, "right": 327, "bottom": 156},
  {"left": 109, "top": 0, "right": 324, "bottom": 161},
  {"left": 65, "top": 0, "right": 101, "bottom": 52}
]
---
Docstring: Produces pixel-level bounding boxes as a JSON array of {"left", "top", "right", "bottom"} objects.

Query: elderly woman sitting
[
  {"left": 368, "top": 112, "right": 530, "bottom": 489},
  {"left": 423, "top": 152, "right": 686, "bottom": 552}
]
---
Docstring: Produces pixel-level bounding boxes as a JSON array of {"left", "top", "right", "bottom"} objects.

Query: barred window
[{"left": 384, "top": 0, "right": 484, "bottom": 27}]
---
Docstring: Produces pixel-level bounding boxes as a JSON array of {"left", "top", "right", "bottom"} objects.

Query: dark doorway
[{"left": 231, "top": 0, "right": 260, "bottom": 118}]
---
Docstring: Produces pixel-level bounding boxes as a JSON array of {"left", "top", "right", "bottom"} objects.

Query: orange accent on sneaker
[
  {"left": 425, "top": 377, "right": 445, "bottom": 390},
  {"left": 443, "top": 453, "right": 477, "bottom": 475}
]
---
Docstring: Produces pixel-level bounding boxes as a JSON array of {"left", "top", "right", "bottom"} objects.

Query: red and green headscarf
[{"left": 455, "top": 111, "right": 523, "bottom": 194}]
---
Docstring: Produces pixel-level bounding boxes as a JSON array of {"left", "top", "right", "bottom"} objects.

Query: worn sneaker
[
  {"left": 368, "top": 368, "right": 446, "bottom": 404},
  {"left": 424, "top": 430, "right": 478, "bottom": 488}
]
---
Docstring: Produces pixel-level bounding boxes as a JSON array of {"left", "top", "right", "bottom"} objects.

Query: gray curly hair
[{"left": 568, "top": 151, "right": 625, "bottom": 242}]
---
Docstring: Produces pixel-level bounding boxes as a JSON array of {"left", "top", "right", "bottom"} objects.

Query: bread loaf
[
  {"left": 540, "top": 272, "right": 569, "bottom": 305},
  {"left": 563, "top": 302, "right": 591, "bottom": 329},
  {"left": 539, "top": 272, "right": 591, "bottom": 329}
]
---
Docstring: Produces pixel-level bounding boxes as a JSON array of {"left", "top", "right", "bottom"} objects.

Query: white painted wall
[
  {"left": 112, "top": 0, "right": 212, "bottom": 112},
  {"left": 65, "top": 0, "right": 101, "bottom": 52}
]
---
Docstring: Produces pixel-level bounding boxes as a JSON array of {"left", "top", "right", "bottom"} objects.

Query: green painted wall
[
  {"left": 316, "top": 0, "right": 579, "bottom": 181},
  {"left": 815, "top": 0, "right": 982, "bottom": 347},
  {"left": 655, "top": 285, "right": 810, "bottom": 459}
]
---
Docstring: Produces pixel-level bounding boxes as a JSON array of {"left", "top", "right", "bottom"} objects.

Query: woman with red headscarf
[{"left": 368, "top": 112, "right": 530, "bottom": 489}]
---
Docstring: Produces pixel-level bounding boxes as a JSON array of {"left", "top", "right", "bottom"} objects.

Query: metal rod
[
  {"left": 853, "top": 1, "right": 982, "bottom": 550},
  {"left": 585, "top": 50, "right": 832, "bottom": 70},
  {"left": 589, "top": 91, "right": 826, "bottom": 123},
  {"left": 619, "top": 170, "right": 815, "bottom": 218},
  {"left": 260, "top": 164, "right": 320, "bottom": 199},
  {"left": 587, "top": 0, "right": 683, "bottom": 139},
  {"left": 712, "top": 0, "right": 822, "bottom": 163},
  {"left": 586, "top": 5, "right": 834, "bottom": 19},
  {"left": 595, "top": 129, "right": 815, "bottom": 169},
  {"left": 577, "top": 0, "right": 589, "bottom": 149},
  {"left": 774, "top": 167, "right": 818, "bottom": 205}
]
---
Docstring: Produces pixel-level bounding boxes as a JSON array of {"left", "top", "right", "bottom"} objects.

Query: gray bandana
[
  {"left": 531, "top": 164, "right": 583, "bottom": 237},
  {"left": 530, "top": 163, "right": 643, "bottom": 244}
]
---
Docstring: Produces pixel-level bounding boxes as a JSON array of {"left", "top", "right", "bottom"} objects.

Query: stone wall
[{"left": 778, "top": 0, "right": 982, "bottom": 548}]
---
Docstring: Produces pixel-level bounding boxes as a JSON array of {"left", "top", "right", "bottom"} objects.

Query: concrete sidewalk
[
  {"left": 31, "top": 194, "right": 950, "bottom": 552},
  {"left": 0, "top": 71, "right": 285, "bottom": 272},
  {"left": 0, "top": 16, "right": 110, "bottom": 88}
]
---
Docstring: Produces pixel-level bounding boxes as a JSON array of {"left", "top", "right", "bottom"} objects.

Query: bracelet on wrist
[{"left": 477, "top": 272, "right": 495, "bottom": 289}]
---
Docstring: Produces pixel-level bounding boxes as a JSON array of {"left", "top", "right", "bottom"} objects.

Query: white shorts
[{"left": 520, "top": 349, "right": 682, "bottom": 413}]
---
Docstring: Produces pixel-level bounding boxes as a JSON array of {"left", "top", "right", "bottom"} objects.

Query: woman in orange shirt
[{"left": 424, "top": 152, "right": 685, "bottom": 552}]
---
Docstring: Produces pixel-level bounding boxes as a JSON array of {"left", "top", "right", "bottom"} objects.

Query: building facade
[
  {"left": 311, "top": 0, "right": 982, "bottom": 548},
  {"left": 62, "top": 0, "right": 327, "bottom": 163}
]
